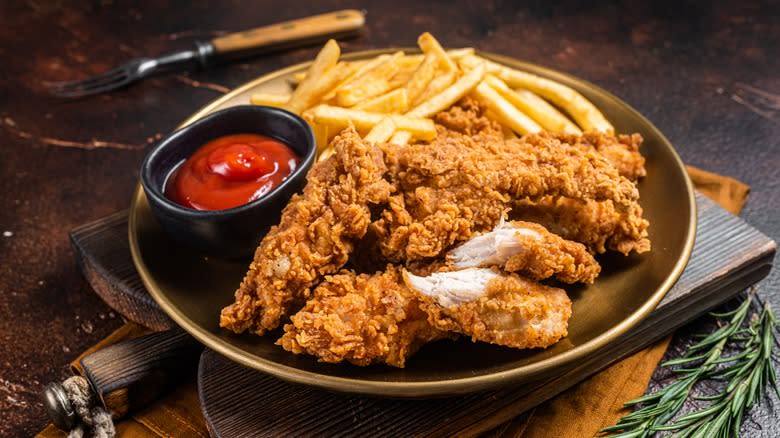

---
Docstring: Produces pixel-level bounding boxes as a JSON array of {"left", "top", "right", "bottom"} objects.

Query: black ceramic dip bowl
[{"left": 140, "top": 105, "right": 316, "bottom": 259}]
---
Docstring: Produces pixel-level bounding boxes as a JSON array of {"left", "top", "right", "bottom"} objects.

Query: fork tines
[{"left": 47, "top": 64, "right": 134, "bottom": 98}]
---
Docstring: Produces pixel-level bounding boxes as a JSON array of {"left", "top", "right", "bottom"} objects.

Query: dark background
[{"left": 0, "top": 0, "right": 777, "bottom": 435}]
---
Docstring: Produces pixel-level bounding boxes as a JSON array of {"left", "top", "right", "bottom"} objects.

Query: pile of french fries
[{"left": 250, "top": 32, "right": 614, "bottom": 159}]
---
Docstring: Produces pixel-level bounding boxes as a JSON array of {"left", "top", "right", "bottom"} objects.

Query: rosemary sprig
[{"left": 601, "top": 289, "right": 780, "bottom": 438}]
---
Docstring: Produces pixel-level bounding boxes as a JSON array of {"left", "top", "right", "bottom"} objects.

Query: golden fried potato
[
  {"left": 408, "top": 62, "right": 485, "bottom": 118},
  {"left": 354, "top": 88, "right": 408, "bottom": 113},
  {"left": 305, "top": 105, "right": 436, "bottom": 140},
  {"left": 335, "top": 51, "right": 405, "bottom": 107},
  {"left": 460, "top": 55, "right": 613, "bottom": 132},
  {"left": 418, "top": 32, "right": 458, "bottom": 72},
  {"left": 484, "top": 75, "right": 581, "bottom": 134},
  {"left": 284, "top": 39, "right": 341, "bottom": 114},
  {"left": 474, "top": 82, "right": 542, "bottom": 135}
]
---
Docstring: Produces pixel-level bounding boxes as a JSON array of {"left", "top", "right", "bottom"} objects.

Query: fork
[{"left": 47, "top": 10, "right": 365, "bottom": 98}]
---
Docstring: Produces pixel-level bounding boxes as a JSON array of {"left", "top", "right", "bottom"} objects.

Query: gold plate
[{"left": 129, "top": 49, "right": 696, "bottom": 397}]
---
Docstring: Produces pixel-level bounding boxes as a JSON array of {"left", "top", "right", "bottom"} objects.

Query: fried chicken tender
[
  {"left": 514, "top": 196, "right": 650, "bottom": 255},
  {"left": 508, "top": 132, "right": 649, "bottom": 255},
  {"left": 372, "top": 124, "right": 640, "bottom": 262},
  {"left": 555, "top": 131, "right": 646, "bottom": 181},
  {"left": 447, "top": 219, "right": 600, "bottom": 284},
  {"left": 220, "top": 128, "right": 393, "bottom": 335},
  {"left": 404, "top": 268, "right": 572, "bottom": 349},
  {"left": 278, "top": 266, "right": 452, "bottom": 367}
]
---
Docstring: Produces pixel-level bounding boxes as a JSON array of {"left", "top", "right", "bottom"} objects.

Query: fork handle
[{"left": 208, "top": 10, "right": 365, "bottom": 62}]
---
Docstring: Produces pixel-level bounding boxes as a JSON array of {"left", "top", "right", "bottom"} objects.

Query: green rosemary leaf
[
  {"left": 662, "top": 353, "right": 709, "bottom": 367},
  {"left": 708, "top": 408, "right": 730, "bottom": 436},
  {"left": 730, "top": 380, "right": 748, "bottom": 414},
  {"left": 622, "top": 392, "right": 661, "bottom": 406},
  {"left": 688, "top": 423, "right": 710, "bottom": 438},
  {"left": 663, "top": 402, "right": 722, "bottom": 426},
  {"left": 747, "top": 364, "right": 762, "bottom": 404},
  {"left": 692, "top": 393, "right": 724, "bottom": 402},
  {"left": 601, "top": 289, "right": 779, "bottom": 438},
  {"left": 685, "top": 326, "right": 732, "bottom": 354},
  {"left": 710, "top": 348, "right": 753, "bottom": 364},
  {"left": 606, "top": 429, "right": 648, "bottom": 438},
  {"left": 601, "top": 416, "right": 654, "bottom": 433},
  {"left": 709, "top": 309, "right": 740, "bottom": 318}
]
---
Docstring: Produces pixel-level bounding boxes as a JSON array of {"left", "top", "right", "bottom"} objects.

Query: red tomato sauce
[{"left": 165, "top": 133, "right": 300, "bottom": 211}]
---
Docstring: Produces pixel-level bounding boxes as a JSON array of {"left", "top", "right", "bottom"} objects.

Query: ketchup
[{"left": 165, "top": 133, "right": 300, "bottom": 211}]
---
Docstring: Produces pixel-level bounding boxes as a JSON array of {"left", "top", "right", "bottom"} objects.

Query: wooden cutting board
[{"left": 70, "top": 192, "right": 775, "bottom": 437}]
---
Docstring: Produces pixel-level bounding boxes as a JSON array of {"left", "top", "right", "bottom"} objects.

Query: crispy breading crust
[
  {"left": 371, "top": 125, "right": 640, "bottom": 262},
  {"left": 219, "top": 128, "right": 393, "bottom": 335},
  {"left": 448, "top": 220, "right": 601, "bottom": 284},
  {"left": 510, "top": 131, "right": 650, "bottom": 255},
  {"left": 555, "top": 131, "right": 646, "bottom": 181},
  {"left": 277, "top": 266, "right": 453, "bottom": 367},
  {"left": 513, "top": 197, "right": 650, "bottom": 255},
  {"left": 418, "top": 272, "right": 572, "bottom": 349},
  {"left": 501, "top": 221, "right": 600, "bottom": 283}
]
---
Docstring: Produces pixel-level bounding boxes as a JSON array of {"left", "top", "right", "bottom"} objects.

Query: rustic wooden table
[{"left": 1, "top": 0, "right": 777, "bottom": 435}]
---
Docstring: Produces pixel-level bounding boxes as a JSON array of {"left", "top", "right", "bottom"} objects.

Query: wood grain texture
[
  {"left": 197, "top": 193, "right": 775, "bottom": 437},
  {"left": 2, "top": 0, "right": 778, "bottom": 435},
  {"left": 80, "top": 329, "right": 202, "bottom": 418},
  {"left": 70, "top": 211, "right": 174, "bottom": 331},
  {"left": 211, "top": 9, "right": 365, "bottom": 59}
]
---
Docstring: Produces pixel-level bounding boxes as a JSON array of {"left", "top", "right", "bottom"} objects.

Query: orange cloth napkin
[{"left": 38, "top": 166, "right": 749, "bottom": 438}]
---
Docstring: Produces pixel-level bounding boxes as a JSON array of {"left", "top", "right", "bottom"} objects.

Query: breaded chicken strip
[
  {"left": 372, "top": 127, "right": 640, "bottom": 262},
  {"left": 555, "top": 131, "right": 646, "bottom": 181},
  {"left": 277, "top": 266, "right": 452, "bottom": 367},
  {"left": 220, "top": 128, "right": 393, "bottom": 335},
  {"left": 447, "top": 219, "right": 600, "bottom": 284},
  {"left": 508, "top": 132, "right": 649, "bottom": 255},
  {"left": 514, "top": 196, "right": 650, "bottom": 255},
  {"left": 404, "top": 268, "right": 572, "bottom": 349}
]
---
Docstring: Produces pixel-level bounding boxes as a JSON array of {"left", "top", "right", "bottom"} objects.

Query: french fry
[
  {"left": 335, "top": 51, "right": 405, "bottom": 107},
  {"left": 318, "top": 145, "right": 336, "bottom": 162},
  {"left": 404, "top": 54, "right": 438, "bottom": 104},
  {"left": 293, "top": 59, "right": 371, "bottom": 86},
  {"left": 407, "top": 62, "right": 486, "bottom": 118},
  {"left": 305, "top": 105, "right": 436, "bottom": 140},
  {"left": 418, "top": 32, "right": 458, "bottom": 72},
  {"left": 354, "top": 88, "right": 408, "bottom": 113},
  {"left": 293, "top": 62, "right": 353, "bottom": 113},
  {"left": 388, "top": 69, "right": 415, "bottom": 89},
  {"left": 400, "top": 48, "right": 475, "bottom": 65},
  {"left": 364, "top": 117, "right": 397, "bottom": 143},
  {"left": 460, "top": 55, "right": 613, "bottom": 132},
  {"left": 474, "top": 82, "right": 542, "bottom": 135},
  {"left": 292, "top": 72, "right": 307, "bottom": 84},
  {"left": 284, "top": 39, "right": 341, "bottom": 114},
  {"left": 389, "top": 130, "right": 412, "bottom": 145},
  {"left": 322, "top": 56, "right": 389, "bottom": 101},
  {"left": 445, "top": 47, "right": 475, "bottom": 60},
  {"left": 249, "top": 93, "right": 289, "bottom": 107},
  {"left": 388, "top": 57, "right": 425, "bottom": 88},
  {"left": 398, "top": 55, "right": 424, "bottom": 70},
  {"left": 310, "top": 122, "right": 330, "bottom": 154},
  {"left": 514, "top": 88, "right": 582, "bottom": 134},
  {"left": 484, "top": 75, "right": 581, "bottom": 135},
  {"left": 413, "top": 71, "right": 456, "bottom": 107},
  {"left": 484, "top": 109, "right": 519, "bottom": 139}
]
